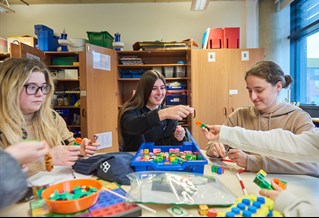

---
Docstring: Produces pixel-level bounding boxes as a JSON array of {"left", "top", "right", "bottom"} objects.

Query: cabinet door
[
  {"left": 227, "top": 48, "right": 265, "bottom": 113},
  {"left": 80, "top": 43, "right": 119, "bottom": 152},
  {"left": 191, "top": 49, "right": 229, "bottom": 149}
]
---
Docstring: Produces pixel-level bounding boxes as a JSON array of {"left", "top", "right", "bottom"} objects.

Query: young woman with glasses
[{"left": 0, "top": 58, "right": 99, "bottom": 177}]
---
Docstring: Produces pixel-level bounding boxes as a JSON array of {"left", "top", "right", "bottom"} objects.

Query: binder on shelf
[{"left": 201, "top": 28, "right": 210, "bottom": 49}]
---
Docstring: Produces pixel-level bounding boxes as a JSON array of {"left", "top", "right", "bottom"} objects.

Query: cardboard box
[{"left": 7, "top": 35, "right": 37, "bottom": 53}]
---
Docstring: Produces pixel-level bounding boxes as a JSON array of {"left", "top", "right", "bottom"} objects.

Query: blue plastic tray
[{"left": 131, "top": 137, "right": 208, "bottom": 174}]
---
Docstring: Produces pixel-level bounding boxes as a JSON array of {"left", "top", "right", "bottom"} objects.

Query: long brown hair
[{"left": 117, "top": 70, "right": 166, "bottom": 147}]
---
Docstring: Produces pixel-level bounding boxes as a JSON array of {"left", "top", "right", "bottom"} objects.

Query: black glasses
[{"left": 24, "top": 84, "right": 51, "bottom": 95}]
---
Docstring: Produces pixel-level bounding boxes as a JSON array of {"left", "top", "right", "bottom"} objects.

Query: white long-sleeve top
[
  {"left": 219, "top": 126, "right": 319, "bottom": 217},
  {"left": 219, "top": 126, "right": 319, "bottom": 162}
]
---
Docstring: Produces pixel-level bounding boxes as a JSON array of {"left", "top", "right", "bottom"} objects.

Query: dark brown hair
[{"left": 245, "top": 61, "right": 293, "bottom": 88}]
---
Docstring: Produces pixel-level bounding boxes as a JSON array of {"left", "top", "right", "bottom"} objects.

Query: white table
[{"left": 1, "top": 156, "right": 319, "bottom": 217}]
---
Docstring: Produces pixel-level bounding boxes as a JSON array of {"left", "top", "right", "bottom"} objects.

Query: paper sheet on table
[{"left": 28, "top": 166, "right": 92, "bottom": 186}]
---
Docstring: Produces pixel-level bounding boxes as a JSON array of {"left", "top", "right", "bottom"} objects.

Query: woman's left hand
[
  {"left": 174, "top": 125, "right": 185, "bottom": 141},
  {"left": 81, "top": 138, "right": 100, "bottom": 157},
  {"left": 228, "top": 149, "right": 248, "bottom": 168}
]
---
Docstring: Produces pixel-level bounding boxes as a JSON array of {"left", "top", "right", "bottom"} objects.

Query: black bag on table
[{"left": 72, "top": 152, "right": 135, "bottom": 185}]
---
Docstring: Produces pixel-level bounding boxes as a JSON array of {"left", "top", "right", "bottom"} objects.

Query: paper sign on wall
[
  {"left": 92, "top": 51, "right": 110, "bottom": 71},
  {"left": 26, "top": 53, "right": 40, "bottom": 60},
  {"left": 229, "top": 89, "right": 238, "bottom": 95},
  {"left": 208, "top": 52, "right": 216, "bottom": 62},
  {"left": 241, "top": 51, "right": 249, "bottom": 61},
  {"left": 95, "top": 132, "right": 112, "bottom": 149}
]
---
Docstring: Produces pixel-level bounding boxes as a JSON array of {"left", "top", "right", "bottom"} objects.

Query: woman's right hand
[
  {"left": 50, "top": 145, "right": 81, "bottom": 166},
  {"left": 259, "top": 180, "right": 283, "bottom": 201},
  {"left": 206, "top": 141, "right": 227, "bottom": 158},
  {"left": 159, "top": 105, "right": 194, "bottom": 121}
]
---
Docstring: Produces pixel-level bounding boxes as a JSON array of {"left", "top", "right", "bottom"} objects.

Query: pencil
[{"left": 236, "top": 172, "right": 248, "bottom": 195}]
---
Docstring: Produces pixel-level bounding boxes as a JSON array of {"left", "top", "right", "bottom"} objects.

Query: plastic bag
[{"left": 125, "top": 171, "right": 236, "bottom": 206}]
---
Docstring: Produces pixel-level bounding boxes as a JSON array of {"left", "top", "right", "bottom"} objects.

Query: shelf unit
[
  {"left": 117, "top": 49, "right": 191, "bottom": 129},
  {"left": 44, "top": 51, "right": 82, "bottom": 137}
]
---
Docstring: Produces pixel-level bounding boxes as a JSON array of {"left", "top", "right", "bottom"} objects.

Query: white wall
[{"left": 0, "top": 1, "right": 245, "bottom": 50}]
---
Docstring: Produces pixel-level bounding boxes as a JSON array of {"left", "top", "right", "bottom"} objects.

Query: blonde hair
[{"left": 0, "top": 58, "right": 63, "bottom": 148}]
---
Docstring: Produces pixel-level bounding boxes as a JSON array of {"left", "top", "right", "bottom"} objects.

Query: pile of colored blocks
[
  {"left": 136, "top": 148, "right": 204, "bottom": 165},
  {"left": 49, "top": 186, "right": 97, "bottom": 201},
  {"left": 211, "top": 165, "right": 224, "bottom": 174}
]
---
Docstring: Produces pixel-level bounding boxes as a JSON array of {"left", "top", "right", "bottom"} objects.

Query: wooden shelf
[
  {"left": 67, "top": 125, "right": 81, "bottom": 128},
  {"left": 54, "top": 79, "right": 80, "bottom": 82}
]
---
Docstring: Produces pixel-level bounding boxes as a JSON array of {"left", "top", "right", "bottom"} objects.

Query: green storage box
[
  {"left": 52, "top": 56, "right": 76, "bottom": 65},
  {"left": 87, "top": 31, "right": 114, "bottom": 49}
]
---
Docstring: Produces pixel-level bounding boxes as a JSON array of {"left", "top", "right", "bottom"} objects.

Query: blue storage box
[
  {"left": 34, "top": 24, "right": 59, "bottom": 51},
  {"left": 120, "top": 70, "right": 132, "bottom": 78},
  {"left": 131, "top": 138, "right": 208, "bottom": 174},
  {"left": 166, "top": 82, "right": 187, "bottom": 91},
  {"left": 166, "top": 93, "right": 187, "bottom": 105}
]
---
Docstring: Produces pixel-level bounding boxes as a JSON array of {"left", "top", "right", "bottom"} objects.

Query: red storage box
[
  {"left": 224, "top": 27, "right": 240, "bottom": 48},
  {"left": 207, "top": 28, "right": 224, "bottom": 49}
]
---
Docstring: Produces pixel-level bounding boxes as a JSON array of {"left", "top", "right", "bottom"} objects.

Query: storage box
[
  {"left": 164, "top": 66, "right": 174, "bottom": 78},
  {"left": 87, "top": 31, "right": 114, "bottom": 49},
  {"left": 34, "top": 24, "right": 59, "bottom": 51},
  {"left": 152, "top": 66, "right": 163, "bottom": 74},
  {"left": 52, "top": 56, "right": 76, "bottom": 65},
  {"left": 167, "top": 82, "right": 187, "bottom": 91},
  {"left": 7, "top": 35, "right": 37, "bottom": 53},
  {"left": 166, "top": 93, "right": 187, "bottom": 105},
  {"left": 64, "top": 69, "right": 79, "bottom": 79},
  {"left": 224, "top": 27, "right": 240, "bottom": 48},
  {"left": 68, "top": 38, "right": 87, "bottom": 52},
  {"left": 176, "top": 66, "right": 186, "bottom": 77},
  {"left": 207, "top": 28, "right": 224, "bottom": 49},
  {"left": 131, "top": 140, "right": 208, "bottom": 174}
]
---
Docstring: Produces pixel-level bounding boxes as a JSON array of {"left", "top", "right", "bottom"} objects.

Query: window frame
[{"left": 290, "top": 0, "right": 319, "bottom": 105}]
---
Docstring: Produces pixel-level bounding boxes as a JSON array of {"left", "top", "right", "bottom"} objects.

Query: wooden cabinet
[
  {"left": 43, "top": 51, "right": 82, "bottom": 137},
  {"left": 10, "top": 43, "right": 119, "bottom": 152},
  {"left": 117, "top": 49, "right": 192, "bottom": 128},
  {"left": 190, "top": 48, "right": 265, "bottom": 149}
]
